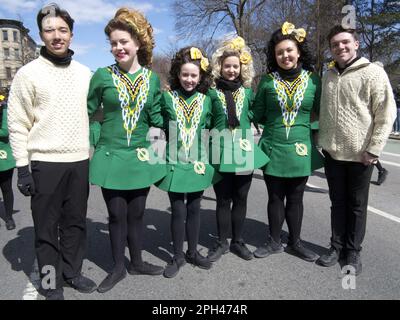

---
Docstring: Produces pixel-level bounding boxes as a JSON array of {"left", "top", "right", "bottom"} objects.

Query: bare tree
[{"left": 173, "top": 0, "right": 268, "bottom": 40}]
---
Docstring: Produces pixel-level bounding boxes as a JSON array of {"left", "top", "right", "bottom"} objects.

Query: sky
[{"left": 0, "top": 0, "right": 179, "bottom": 71}]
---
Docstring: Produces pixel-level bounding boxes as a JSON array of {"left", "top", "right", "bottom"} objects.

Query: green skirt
[
  {"left": 0, "top": 143, "right": 16, "bottom": 172},
  {"left": 259, "top": 139, "right": 324, "bottom": 177},
  {"left": 90, "top": 145, "right": 167, "bottom": 190},
  {"left": 156, "top": 161, "right": 221, "bottom": 193},
  {"left": 211, "top": 140, "right": 270, "bottom": 173}
]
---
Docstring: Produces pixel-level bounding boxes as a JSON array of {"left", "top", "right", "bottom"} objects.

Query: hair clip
[{"left": 281, "top": 22, "right": 306, "bottom": 43}]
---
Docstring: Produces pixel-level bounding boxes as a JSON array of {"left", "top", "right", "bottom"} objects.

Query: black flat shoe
[
  {"left": 127, "top": 261, "right": 164, "bottom": 276},
  {"left": 97, "top": 270, "right": 126, "bottom": 293}
]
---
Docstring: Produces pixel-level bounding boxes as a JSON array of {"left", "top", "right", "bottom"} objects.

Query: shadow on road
[{"left": 2, "top": 226, "right": 36, "bottom": 278}]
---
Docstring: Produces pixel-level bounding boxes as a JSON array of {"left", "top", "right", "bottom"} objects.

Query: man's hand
[
  {"left": 17, "top": 165, "right": 35, "bottom": 196},
  {"left": 361, "top": 151, "right": 378, "bottom": 166}
]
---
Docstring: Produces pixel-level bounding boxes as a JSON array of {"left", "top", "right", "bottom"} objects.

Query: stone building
[{"left": 0, "top": 19, "right": 39, "bottom": 92}]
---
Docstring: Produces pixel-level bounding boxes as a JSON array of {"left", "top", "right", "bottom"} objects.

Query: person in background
[{"left": 0, "top": 92, "right": 16, "bottom": 230}]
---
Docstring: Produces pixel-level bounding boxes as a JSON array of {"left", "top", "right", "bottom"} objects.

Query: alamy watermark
[{"left": 342, "top": 5, "right": 356, "bottom": 29}]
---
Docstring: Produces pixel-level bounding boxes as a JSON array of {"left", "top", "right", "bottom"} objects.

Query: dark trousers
[
  {"left": 323, "top": 151, "right": 373, "bottom": 252},
  {"left": 101, "top": 187, "right": 149, "bottom": 272},
  {"left": 213, "top": 172, "right": 253, "bottom": 242},
  {"left": 168, "top": 191, "right": 203, "bottom": 256},
  {"left": 31, "top": 160, "right": 89, "bottom": 288},
  {"left": 0, "top": 168, "right": 14, "bottom": 219},
  {"left": 264, "top": 174, "right": 308, "bottom": 245}
]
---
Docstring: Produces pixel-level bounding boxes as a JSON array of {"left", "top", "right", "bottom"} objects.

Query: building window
[
  {"left": 14, "top": 48, "right": 20, "bottom": 59},
  {"left": 2, "top": 30, "right": 8, "bottom": 41},
  {"left": 13, "top": 31, "right": 19, "bottom": 42},
  {"left": 4, "top": 48, "right": 10, "bottom": 58},
  {"left": 6, "top": 67, "right": 12, "bottom": 79}
]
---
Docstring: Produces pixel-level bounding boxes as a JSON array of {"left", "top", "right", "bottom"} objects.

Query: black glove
[{"left": 17, "top": 165, "right": 36, "bottom": 196}]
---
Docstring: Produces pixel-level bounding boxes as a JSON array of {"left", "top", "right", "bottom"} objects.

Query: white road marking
[
  {"left": 367, "top": 206, "right": 400, "bottom": 224},
  {"left": 379, "top": 160, "right": 400, "bottom": 168},
  {"left": 306, "top": 183, "right": 400, "bottom": 224},
  {"left": 382, "top": 151, "right": 400, "bottom": 158},
  {"left": 22, "top": 259, "right": 40, "bottom": 300}
]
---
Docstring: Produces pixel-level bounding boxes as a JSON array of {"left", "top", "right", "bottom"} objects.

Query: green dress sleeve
[
  {"left": 146, "top": 73, "right": 164, "bottom": 129},
  {"left": 208, "top": 88, "right": 226, "bottom": 131},
  {"left": 311, "top": 73, "right": 321, "bottom": 131},
  {"left": 87, "top": 69, "right": 104, "bottom": 147},
  {"left": 0, "top": 106, "right": 9, "bottom": 137},
  {"left": 251, "top": 76, "right": 268, "bottom": 124}
]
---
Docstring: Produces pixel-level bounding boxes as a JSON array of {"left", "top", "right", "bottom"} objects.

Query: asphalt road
[{"left": 0, "top": 132, "right": 399, "bottom": 301}]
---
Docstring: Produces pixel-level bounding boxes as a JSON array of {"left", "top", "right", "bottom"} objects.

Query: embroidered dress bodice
[
  {"left": 169, "top": 90, "right": 206, "bottom": 159},
  {"left": 270, "top": 69, "right": 311, "bottom": 139},
  {"left": 107, "top": 65, "right": 151, "bottom": 146},
  {"left": 216, "top": 87, "right": 246, "bottom": 121}
]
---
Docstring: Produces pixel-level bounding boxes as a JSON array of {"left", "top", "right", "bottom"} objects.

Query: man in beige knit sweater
[
  {"left": 317, "top": 25, "right": 396, "bottom": 275},
  {"left": 7, "top": 4, "right": 96, "bottom": 299}
]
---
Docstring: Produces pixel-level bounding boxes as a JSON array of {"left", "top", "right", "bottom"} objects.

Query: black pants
[
  {"left": 31, "top": 160, "right": 89, "bottom": 288},
  {"left": 323, "top": 151, "right": 373, "bottom": 252},
  {"left": 101, "top": 187, "right": 149, "bottom": 272},
  {"left": 0, "top": 168, "right": 14, "bottom": 220},
  {"left": 168, "top": 191, "right": 203, "bottom": 257},
  {"left": 264, "top": 174, "right": 308, "bottom": 245},
  {"left": 213, "top": 172, "right": 253, "bottom": 242}
]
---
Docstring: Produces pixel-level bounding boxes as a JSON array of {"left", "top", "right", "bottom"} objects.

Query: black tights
[
  {"left": 0, "top": 169, "right": 14, "bottom": 219},
  {"left": 168, "top": 191, "right": 203, "bottom": 257},
  {"left": 213, "top": 173, "right": 252, "bottom": 242},
  {"left": 264, "top": 175, "right": 308, "bottom": 245},
  {"left": 101, "top": 187, "right": 149, "bottom": 272}
]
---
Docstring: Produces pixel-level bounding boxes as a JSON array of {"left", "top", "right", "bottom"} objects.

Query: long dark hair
[
  {"left": 168, "top": 47, "right": 212, "bottom": 94},
  {"left": 266, "top": 28, "right": 315, "bottom": 73}
]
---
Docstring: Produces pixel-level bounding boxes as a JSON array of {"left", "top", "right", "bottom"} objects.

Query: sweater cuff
[
  {"left": 16, "top": 158, "right": 29, "bottom": 167},
  {"left": 366, "top": 145, "right": 382, "bottom": 157}
]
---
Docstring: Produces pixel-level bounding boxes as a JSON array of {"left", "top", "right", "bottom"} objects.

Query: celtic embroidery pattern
[
  {"left": 271, "top": 70, "right": 310, "bottom": 139},
  {"left": 169, "top": 91, "right": 205, "bottom": 160},
  {"left": 108, "top": 65, "right": 151, "bottom": 146}
]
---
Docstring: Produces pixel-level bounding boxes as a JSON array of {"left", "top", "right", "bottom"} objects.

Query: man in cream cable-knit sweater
[
  {"left": 7, "top": 4, "right": 96, "bottom": 299},
  {"left": 317, "top": 25, "right": 396, "bottom": 275}
]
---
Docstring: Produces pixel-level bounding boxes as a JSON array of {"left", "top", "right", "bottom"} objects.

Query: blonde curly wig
[
  {"left": 211, "top": 36, "right": 255, "bottom": 88},
  {"left": 105, "top": 8, "right": 155, "bottom": 67}
]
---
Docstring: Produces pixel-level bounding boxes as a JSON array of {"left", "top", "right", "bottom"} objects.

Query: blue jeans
[{"left": 393, "top": 108, "right": 400, "bottom": 132}]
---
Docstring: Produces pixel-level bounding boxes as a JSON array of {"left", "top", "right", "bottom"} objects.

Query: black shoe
[
  {"left": 377, "top": 168, "right": 388, "bottom": 185},
  {"left": 44, "top": 288, "right": 64, "bottom": 300},
  {"left": 316, "top": 247, "right": 340, "bottom": 267},
  {"left": 254, "top": 238, "right": 284, "bottom": 258},
  {"left": 207, "top": 240, "right": 229, "bottom": 262},
  {"left": 97, "top": 270, "right": 126, "bottom": 293},
  {"left": 127, "top": 261, "right": 164, "bottom": 276},
  {"left": 5, "top": 218, "right": 16, "bottom": 230},
  {"left": 230, "top": 240, "right": 253, "bottom": 260},
  {"left": 286, "top": 240, "right": 318, "bottom": 262},
  {"left": 64, "top": 274, "right": 97, "bottom": 293},
  {"left": 163, "top": 255, "right": 186, "bottom": 278},
  {"left": 185, "top": 251, "right": 212, "bottom": 269},
  {"left": 346, "top": 251, "right": 362, "bottom": 276}
]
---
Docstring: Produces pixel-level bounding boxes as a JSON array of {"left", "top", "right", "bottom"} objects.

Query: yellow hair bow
[
  {"left": 190, "top": 47, "right": 209, "bottom": 71},
  {"left": 327, "top": 60, "right": 336, "bottom": 70},
  {"left": 0, "top": 95, "right": 5, "bottom": 102},
  {"left": 225, "top": 37, "right": 245, "bottom": 51},
  {"left": 239, "top": 51, "right": 252, "bottom": 65},
  {"left": 281, "top": 22, "right": 306, "bottom": 43}
]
